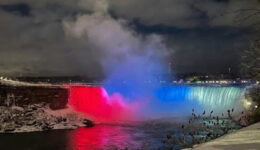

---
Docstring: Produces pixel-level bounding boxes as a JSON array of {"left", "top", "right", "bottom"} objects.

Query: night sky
[{"left": 0, "top": 0, "right": 259, "bottom": 77}]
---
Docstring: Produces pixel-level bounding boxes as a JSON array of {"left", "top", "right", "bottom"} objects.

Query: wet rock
[
  {"left": 42, "top": 123, "right": 53, "bottom": 130},
  {"left": 27, "top": 120, "right": 36, "bottom": 126},
  {"left": 72, "top": 124, "right": 79, "bottom": 128},
  {"left": 82, "top": 119, "right": 94, "bottom": 127},
  {"left": 4, "top": 124, "right": 16, "bottom": 132},
  {"left": 15, "top": 124, "right": 22, "bottom": 128},
  {"left": 2, "top": 116, "right": 11, "bottom": 123},
  {"left": 30, "top": 106, "right": 38, "bottom": 111},
  {"left": 56, "top": 117, "right": 63, "bottom": 123},
  {"left": 24, "top": 112, "right": 33, "bottom": 117},
  {"left": 4, "top": 128, "right": 15, "bottom": 132},
  {"left": 11, "top": 106, "right": 24, "bottom": 112},
  {"left": 25, "top": 108, "right": 34, "bottom": 113}
]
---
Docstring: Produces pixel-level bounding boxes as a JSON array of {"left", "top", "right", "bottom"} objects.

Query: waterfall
[
  {"left": 156, "top": 85, "right": 246, "bottom": 115},
  {"left": 189, "top": 86, "right": 245, "bottom": 112},
  {"left": 105, "top": 83, "right": 246, "bottom": 117}
]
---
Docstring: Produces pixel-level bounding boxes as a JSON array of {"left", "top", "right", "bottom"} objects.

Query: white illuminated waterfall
[
  {"left": 188, "top": 86, "right": 246, "bottom": 113},
  {"left": 156, "top": 85, "right": 246, "bottom": 115}
]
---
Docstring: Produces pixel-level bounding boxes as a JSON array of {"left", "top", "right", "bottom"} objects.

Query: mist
[
  {"left": 63, "top": 0, "right": 245, "bottom": 121},
  {"left": 62, "top": 0, "right": 173, "bottom": 118}
]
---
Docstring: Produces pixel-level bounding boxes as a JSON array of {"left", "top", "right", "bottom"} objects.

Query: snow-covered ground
[
  {"left": 184, "top": 122, "right": 260, "bottom": 150},
  {"left": 0, "top": 104, "right": 93, "bottom": 133},
  {"left": 0, "top": 77, "right": 92, "bottom": 133},
  {"left": 0, "top": 77, "right": 54, "bottom": 87}
]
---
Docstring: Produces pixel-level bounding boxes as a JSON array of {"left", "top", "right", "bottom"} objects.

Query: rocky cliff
[{"left": 0, "top": 84, "right": 68, "bottom": 110}]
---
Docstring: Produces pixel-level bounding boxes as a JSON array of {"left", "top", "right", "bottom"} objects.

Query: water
[
  {"left": 0, "top": 85, "right": 246, "bottom": 150},
  {"left": 0, "top": 118, "right": 242, "bottom": 150},
  {"left": 189, "top": 86, "right": 245, "bottom": 108},
  {"left": 0, "top": 124, "right": 181, "bottom": 150},
  {"left": 156, "top": 85, "right": 246, "bottom": 114}
]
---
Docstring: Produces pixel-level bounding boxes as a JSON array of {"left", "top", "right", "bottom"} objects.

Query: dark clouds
[
  {"left": 0, "top": 0, "right": 259, "bottom": 77},
  {"left": 110, "top": 0, "right": 259, "bottom": 27},
  {"left": 0, "top": 3, "right": 31, "bottom": 16},
  {"left": 166, "top": 27, "right": 249, "bottom": 73}
]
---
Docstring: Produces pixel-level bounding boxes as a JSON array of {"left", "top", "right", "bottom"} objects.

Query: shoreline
[
  {"left": 183, "top": 122, "right": 260, "bottom": 150},
  {"left": 156, "top": 116, "right": 244, "bottom": 149},
  {"left": 0, "top": 104, "right": 93, "bottom": 133},
  {"left": 0, "top": 104, "right": 252, "bottom": 150},
  {"left": 0, "top": 103, "right": 252, "bottom": 149}
]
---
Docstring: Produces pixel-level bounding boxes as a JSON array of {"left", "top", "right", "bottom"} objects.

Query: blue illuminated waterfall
[
  {"left": 105, "top": 83, "right": 246, "bottom": 117},
  {"left": 156, "top": 85, "right": 246, "bottom": 115}
]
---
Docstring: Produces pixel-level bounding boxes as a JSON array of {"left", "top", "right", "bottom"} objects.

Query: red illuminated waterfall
[{"left": 67, "top": 85, "right": 138, "bottom": 123}]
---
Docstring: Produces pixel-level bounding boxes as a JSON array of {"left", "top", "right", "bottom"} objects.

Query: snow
[
  {"left": 188, "top": 122, "right": 260, "bottom": 150},
  {"left": 0, "top": 77, "right": 62, "bottom": 87},
  {"left": 0, "top": 104, "right": 91, "bottom": 133}
]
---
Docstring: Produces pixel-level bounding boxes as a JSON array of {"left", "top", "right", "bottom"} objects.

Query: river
[
  {"left": 0, "top": 123, "right": 183, "bottom": 150},
  {"left": 0, "top": 85, "right": 246, "bottom": 150}
]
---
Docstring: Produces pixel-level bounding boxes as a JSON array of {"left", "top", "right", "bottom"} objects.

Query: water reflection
[
  {"left": 0, "top": 124, "right": 166, "bottom": 150},
  {"left": 69, "top": 125, "right": 144, "bottom": 150}
]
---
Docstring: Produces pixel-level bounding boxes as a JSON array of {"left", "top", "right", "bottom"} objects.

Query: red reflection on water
[
  {"left": 68, "top": 126, "right": 141, "bottom": 150},
  {"left": 67, "top": 85, "right": 139, "bottom": 123}
]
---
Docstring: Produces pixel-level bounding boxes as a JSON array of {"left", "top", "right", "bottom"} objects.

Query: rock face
[
  {"left": 0, "top": 105, "right": 93, "bottom": 133},
  {"left": 0, "top": 82, "right": 95, "bottom": 133},
  {"left": 0, "top": 85, "right": 68, "bottom": 110}
]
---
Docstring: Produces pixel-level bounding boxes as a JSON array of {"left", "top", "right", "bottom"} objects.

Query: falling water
[
  {"left": 68, "top": 83, "right": 246, "bottom": 121},
  {"left": 156, "top": 85, "right": 246, "bottom": 115},
  {"left": 190, "top": 86, "right": 245, "bottom": 108}
]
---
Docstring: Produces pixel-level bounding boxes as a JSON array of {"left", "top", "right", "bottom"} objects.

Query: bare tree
[
  {"left": 241, "top": 40, "right": 260, "bottom": 81},
  {"left": 236, "top": 3, "right": 260, "bottom": 80}
]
